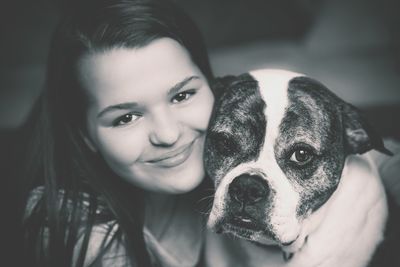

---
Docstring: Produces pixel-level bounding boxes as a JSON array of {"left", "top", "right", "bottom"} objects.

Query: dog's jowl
[{"left": 204, "top": 69, "right": 393, "bottom": 267}]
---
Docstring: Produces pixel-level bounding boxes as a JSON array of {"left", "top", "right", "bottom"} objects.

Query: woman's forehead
[{"left": 77, "top": 38, "right": 204, "bottom": 109}]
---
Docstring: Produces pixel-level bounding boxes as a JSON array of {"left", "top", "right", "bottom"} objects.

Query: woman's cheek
[
  {"left": 97, "top": 126, "right": 146, "bottom": 166},
  {"left": 182, "top": 88, "right": 214, "bottom": 130},
  {"left": 204, "top": 94, "right": 215, "bottom": 126}
]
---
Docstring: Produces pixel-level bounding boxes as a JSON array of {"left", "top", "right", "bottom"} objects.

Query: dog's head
[{"left": 205, "top": 69, "right": 390, "bottom": 252}]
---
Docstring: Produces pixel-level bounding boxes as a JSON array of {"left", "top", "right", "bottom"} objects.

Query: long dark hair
[{"left": 20, "top": 0, "right": 213, "bottom": 266}]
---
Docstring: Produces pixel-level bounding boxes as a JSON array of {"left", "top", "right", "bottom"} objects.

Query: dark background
[
  {"left": 1, "top": 0, "right": 399, "bottom": 262},
  {"left": 1, "top": 0, "right": 400, "bottom": 131}
]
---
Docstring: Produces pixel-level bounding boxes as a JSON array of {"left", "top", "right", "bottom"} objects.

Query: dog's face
[{"left": 205, "top": 69, "right": 388, "bottom": 250}]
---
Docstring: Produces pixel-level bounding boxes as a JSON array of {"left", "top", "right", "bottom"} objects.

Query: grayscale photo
[{"left": 1, "top": 0, "right": 400, "bottom": 266}]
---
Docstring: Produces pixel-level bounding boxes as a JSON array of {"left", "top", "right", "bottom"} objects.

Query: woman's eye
[
  {"left": 290, "top": 148, "right": 313, "bottom": 164},
  {"left": 171, "top": 89, "right": 196, "bottom": 103},
  {"left": 113, "top": 114, "right": 139, "bottom": 127}
]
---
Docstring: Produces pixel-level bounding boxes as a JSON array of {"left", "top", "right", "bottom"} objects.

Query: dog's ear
[
  {"left": 212, "top": 73, "right": 259, "bottom": 100},
  {"left": 341, "top": 103, "right": 392, "bottom": 156},
  {"left": 211, "top": 75, "right": 238, "bottom": 99}
]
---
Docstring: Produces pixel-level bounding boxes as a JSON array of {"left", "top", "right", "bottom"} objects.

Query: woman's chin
[
  {"left": 121, "top": 162, "right": 205, "bottom": 194},
  {"left": 157, "top": 164, "right": 205, "bottom": 194},
  {"left": 169, "top": 172, "right": 204, "bottom": 194}
]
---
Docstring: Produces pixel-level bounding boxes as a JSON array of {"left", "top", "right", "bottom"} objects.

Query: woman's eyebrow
[
  {"left": 168, "top": 75, "right": 200, "bottom": 96},
  {"left": 97, "top": 102, "right": 138, "bottom": 119}
]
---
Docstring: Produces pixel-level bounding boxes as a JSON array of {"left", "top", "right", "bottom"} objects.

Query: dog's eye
[{"left": 290, "top": 148, "right": 313, "bottom": 164}]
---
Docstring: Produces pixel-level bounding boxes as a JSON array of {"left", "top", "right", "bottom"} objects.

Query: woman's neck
[{"left": 144, "top": 192, "right": 178, "bottom": 239}]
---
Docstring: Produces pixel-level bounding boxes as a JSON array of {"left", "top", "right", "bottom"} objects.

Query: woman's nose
[{"left": 148, "top": 109, "right": 181, "bottom": 146}]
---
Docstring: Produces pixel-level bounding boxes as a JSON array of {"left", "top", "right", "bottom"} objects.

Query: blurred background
[
  {"left": 1, "top": 0, "right": 399, "bottom": 131},
  {"left": 1, "top": 0, "right": 399, "bottom": 259}
]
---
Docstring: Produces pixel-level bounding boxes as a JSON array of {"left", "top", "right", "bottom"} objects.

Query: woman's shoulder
[{"left": 77, "top": 220, "right": 131, "bottom": 266}]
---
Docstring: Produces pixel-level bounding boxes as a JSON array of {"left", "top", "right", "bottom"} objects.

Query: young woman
[{"left": 21, "top": 0, "right": 215, "bottom": 266}]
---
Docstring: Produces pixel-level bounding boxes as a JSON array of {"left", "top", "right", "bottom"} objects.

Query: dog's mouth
[
  {"left": 222, "top": 221, "right": 266, "bottom": 242},
  {"left": 215, "top": 212, "right": 280, "bottom": 245},
  {"left": 215, "top": 212, "right": 260, "bottom": 232},
  {"left": 229, "top": 213, "right": 264, "bottom": 231},
  {"left": 214, "top": 212, "right": 304, "bottom": 249}
]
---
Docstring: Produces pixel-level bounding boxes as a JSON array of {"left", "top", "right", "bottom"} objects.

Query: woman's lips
[{"left": 146, "top": 140, "right": 196, "bottom": 168}]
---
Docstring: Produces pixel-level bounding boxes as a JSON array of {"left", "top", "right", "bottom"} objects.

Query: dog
[{"left": 203, "top": 69, "right": 395, "bottom": 267}]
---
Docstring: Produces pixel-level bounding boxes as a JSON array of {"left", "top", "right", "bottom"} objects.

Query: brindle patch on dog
[
  {"left": 205, "top": 74, "right": 267, "bottom": 185},
  {"left": 276, "top": 77, "right": 346, "bottom": 216}
]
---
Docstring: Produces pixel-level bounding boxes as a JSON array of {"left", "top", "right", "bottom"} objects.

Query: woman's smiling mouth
[{"left": 146, "top": 140, "right": 196, "bottom": 168}]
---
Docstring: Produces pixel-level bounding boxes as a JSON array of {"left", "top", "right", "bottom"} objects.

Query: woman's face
[{"left": 78, "top": 38, "right": 214, "bottom": 194}]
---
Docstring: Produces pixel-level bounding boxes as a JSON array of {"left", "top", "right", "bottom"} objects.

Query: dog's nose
[{"left": 228, "top": 174, "right": 269, "bottom": 205}]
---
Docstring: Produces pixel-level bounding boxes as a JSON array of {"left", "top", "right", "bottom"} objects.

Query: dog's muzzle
[
  {"left": 228, "top": 174, "right": 269, "bottom": 206},
  {"left": 224, "top": 174, "right": 271, "bottom": 231}
]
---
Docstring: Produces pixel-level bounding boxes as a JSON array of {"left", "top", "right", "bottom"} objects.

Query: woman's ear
[{"left": 79, "top": 131, "right": 98, "bottom": 153}]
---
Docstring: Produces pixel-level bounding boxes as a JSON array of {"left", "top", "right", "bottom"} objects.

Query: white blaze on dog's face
[{"left": 205, "top": 69, "right": 387, "bottom": 249}]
